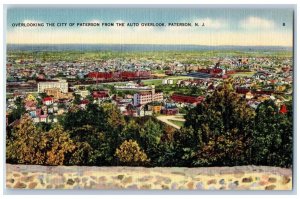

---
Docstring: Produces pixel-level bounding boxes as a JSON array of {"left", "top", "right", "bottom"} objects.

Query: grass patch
[
  {"left": 231, "top": 72, "right": 255, "bottom": 77},
  {"left": 152, "top": 70, "right": 165, "bottom": 74},
  {"left": 167, "top": 119, "right": 185, "bottom": 127},
  {"left": 142, "top": 79, "right": 162, "bottom": 86}
]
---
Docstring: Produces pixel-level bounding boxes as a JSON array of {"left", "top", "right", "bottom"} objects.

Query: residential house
[{"left": 43, "top": 97, "right": 54, "bottom": 106}]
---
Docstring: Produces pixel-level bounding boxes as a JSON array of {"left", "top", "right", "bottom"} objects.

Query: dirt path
[{"left": 156, "top": 115, "right": 185, "bottom": 129}]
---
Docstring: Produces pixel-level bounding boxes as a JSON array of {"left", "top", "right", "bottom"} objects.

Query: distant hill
[{"left": 7, "top": 44, "right": 293, "bottom": 52}]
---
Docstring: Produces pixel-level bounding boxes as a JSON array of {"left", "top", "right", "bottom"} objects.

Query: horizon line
[{"left": 6, "top": 43, "right": 293, "bottom": 48}]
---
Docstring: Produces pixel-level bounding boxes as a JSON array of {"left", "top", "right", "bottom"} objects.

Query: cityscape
[
  {"left": 5, "top": 6, "right": 294, "bottom": 190},
  {"left": 6, "top": 49, "right": 293, "bottom": 128}
]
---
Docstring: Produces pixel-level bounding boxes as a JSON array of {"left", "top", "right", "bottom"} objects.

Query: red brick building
[
  {"left": 171, "top": 94, "right": 204, "bottom": 105},
  {"left": 88, "top": 71, "right": 151, "bottom": 80},
  {"left": 92, "top": 90, "right": 110, "bottom": 99}
]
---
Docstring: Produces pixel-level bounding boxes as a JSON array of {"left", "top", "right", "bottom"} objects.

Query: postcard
[{"left": 5, "top": 5, "right": 294, "bottom": 191}]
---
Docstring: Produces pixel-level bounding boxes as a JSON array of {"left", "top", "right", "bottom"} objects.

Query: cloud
[
  {"left": 7, "top": 28, "right": 293, "bottom": 47},
  {"left": 239, "top": 17, "right": 275, "bottom": 30},
  {"left": 7, "top": 17, "right": 292, "bottom": 46}
]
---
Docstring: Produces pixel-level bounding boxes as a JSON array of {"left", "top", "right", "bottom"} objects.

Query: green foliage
[
  {"left": 6, "top": 115, "right": 42, "bottom": 164},
  {"left": 183, "top": 84, "right": 256, "bottom": 166},
  {"left": 172, "top": 127, "right": 199, "bottom": 166},
  {"left": 251, "top": 100, "right": 293, "bottom": 167},
  {"left": 8, "top": 97, "right": 25, "bottom": 124},
  {"left": 194, "top": 130, "right": 248, "bottom": 166},
  {"left": 41, "top": 125, "right": 75, "bottom": 165},
  {"left": 60, "top": 103, "right": 108, "bottom": 131},
  {"left": 185, "top": 83, "right": 255, "bottom": 143},
  {"left": 67, "top": 125, "right": 113, "bottom": 165},
  {"left": 115, "top": 139, "right": 149, "bottom": 166},
  {"left": 68, "top": 142, "right": 93, "bottom": 165},
  {"left": 6, "top": 115, "right": 75, "bottom": 165},
  {"left": 139, "top": 119, "right": 163, "bottom": 164},
  {"left": 72, "top": 93, "right": 81, "bottom": 105},
  {"left": 6, "top": 92, "right": 293, "bottom": 168},
  {"left": 140, "top": 119, "right": 163, "bottom": 148},
  {"left": 61, "top": 103, "right": 126, "bottom": 166},
  {"left": 39, "top": 92, "right": 47, "bottom": 99},
  {"left": 120, "top": 120, "right": 141, "bottom": 141}
]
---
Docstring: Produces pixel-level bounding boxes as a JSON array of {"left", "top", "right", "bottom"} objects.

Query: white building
[
  {"left": 75, "top": 90, "right": 90, "bottom": 98},
  {"left": 114, "top": 82, "right": 151, "bottom": 91},
  {"left": 162, "top": 79, "right": 174, "bottom": 85},
  {"left": 38, "top": 80, "right": 68, "bottom": 93},
  {"left": 133, "top": 85, "right": 163, "bottom": 106}
]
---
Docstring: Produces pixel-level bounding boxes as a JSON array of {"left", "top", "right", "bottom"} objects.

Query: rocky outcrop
[{"left": 6, "top": 164, "right": 292, "bottom": 190}]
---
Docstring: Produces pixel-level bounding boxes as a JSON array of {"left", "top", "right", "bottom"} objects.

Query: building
[
  {"left": 43, "top": 97, "right": 54, "bottom": 106},
  {"left": 236, "top": 87, "right": 250, "bottom": 94},
  {"left": 162, "top": 79, "right": 174, "bottom": 85},
  {"left": 276, "top": 85, "right": 286, "bottom": 92},
  {"left": 38, "top": 80, "right": 68, "bottom": 93},
  {"left": 25, "top": 100, "right": 36, "bottom": 111},
  {"left": 152, "top": 105, "right": 162, "bottom": 114},
  {"left": 114, "top": 82, "right": 151, "bottom": 91},
  {"left": 39, "top": 114, "right": 48, "bottom": 123},
  {"left": 171, "top": 93, "right": 204, "bottom": 105},
  {"left": 245, "top": 91, "right": 254, "bottom": 99},
  {"left": 80, "top": 99, "right": 90, "bottom": 109},
  {"left": 92, "top": 90, "right": 110, "bottom": 99},
  {"left": 133, "top": 85, "right": 163, "bottom": 106},
  {"left": 162, "top": 103, "right": 178, "bottom": 115},
  {"left": 88, "top": 70, "right": 151, "bottom": 80},
  {"left": 44, "top": 88, "right": 73, "bottom": 99},
  {"left": 279, "top": 104, "right": 288, "bottom": 114},
  {"left": 76, "top": 90, "right": 90, "bottom": 98}
]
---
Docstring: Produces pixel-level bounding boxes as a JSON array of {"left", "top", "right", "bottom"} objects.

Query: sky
[{"left": 6, "top": 7, "right": 294, "bottom": 46}]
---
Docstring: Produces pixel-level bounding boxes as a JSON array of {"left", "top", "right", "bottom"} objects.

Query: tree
[
  {"left": 73, "top": 93, "right": 81, "bottom": 105},
  {"left": 60, "top": 103, "right": 108, "bottom": 131},
  {"left": 41, "top": 124, "right": 75, "bottom": 165},
  {"left": 101, "top": 103, "right": 126, "bottom": 131},
  {"left": 162, "top": 124, "right": 176, "bottom": 142},
  {"left": 115, "top": 139, "right": 149, "bottom": 166},
  {"left": 252, "top": 100, "right": 293, "bottom": 167},
  {"left": 139, "top": 119, "right": 163, "bottom": 163},
  {"left": 86, "top": 95, "right": 95, "bottom": 103},
  {"left": 60, "top": 103, "right": 126, "bottom": 166},
  {"left": 67, "top": 142, "right": 93, "bottom": 166},
  {"left": 8, "top": 97, "right": 26, "bottom": 124},
  {"left": 120, "top": 120, "right": 141, "bottom": 141},
  {"left": 39, "top": 92, "right": 47, "bottom": 99},
  {"left": 190, "top": 86, "right": 203, "bottom": 96},
  {"left": 194, "top": 129, "right": 248, "bottom": 166},
  {"left": 6, "top": 115, "right": 75, "bottom": 166},
  {"left": 172, "top": 127, "right": 200, "bottom": 166},
  {"left": 6, "top": 115, "right": 43, "bottom": 164},
  {"left": 68, "top": 125, "right": 112, "bottom": 165},
  {"left": 183, "top": 83, "right": 255, "bottom": 166},
  {"left": 140, "top": 119, "right": 163, "bottom": 148}
]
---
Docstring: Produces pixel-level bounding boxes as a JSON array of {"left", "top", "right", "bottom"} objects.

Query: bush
[{"left": 115, "top": 139, "right": 149, "bottom": 166}]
